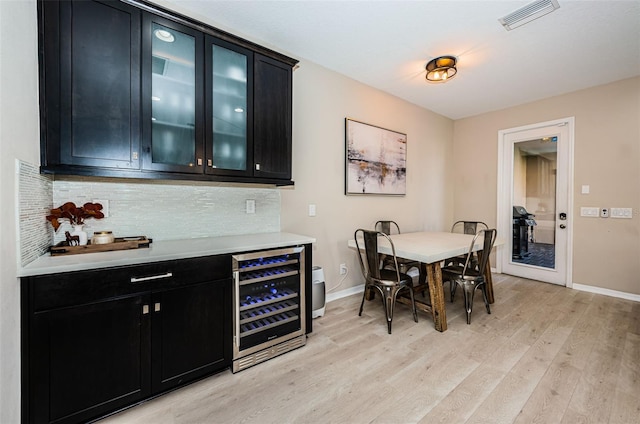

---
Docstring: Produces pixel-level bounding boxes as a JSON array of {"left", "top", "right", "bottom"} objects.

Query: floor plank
[{"left": 98, "top": 275, "right": 640, "bottom": 424}]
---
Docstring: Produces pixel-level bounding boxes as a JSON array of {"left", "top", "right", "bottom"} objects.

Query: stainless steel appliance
[
  {"left": 513, "top": 206, "right": 537, "bottom": 258},
  {"left": 232, "top": 246, "right": 306, "bottom": 372}
]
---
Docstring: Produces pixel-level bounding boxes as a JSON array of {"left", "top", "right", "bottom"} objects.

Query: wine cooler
[{"left": 232, "top": 246, "right": 306, "bottom": 372}]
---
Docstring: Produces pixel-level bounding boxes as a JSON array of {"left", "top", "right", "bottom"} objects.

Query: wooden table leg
[
  {"left": 425, "top": 262, "right": 447, "bottom": 332},
  {"left": 484, "top": 257, "right": 494, "bottom": 304}
]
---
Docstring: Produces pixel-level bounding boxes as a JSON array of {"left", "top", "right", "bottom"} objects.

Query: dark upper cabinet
[
  {"left": 38, "top": 0, "right": 297, "bottom": 185},
  {"left": 254, "top": 54, "right": 293, "bottom": 180},
  {"left": 205, "top": 36, "right": 254, "bottom": 177},
  {"left": 141, "top": 13, "right": 205, "bottom": 174},
  {"left": 39, "top": 0, "right": 141, "bottom": 170}
]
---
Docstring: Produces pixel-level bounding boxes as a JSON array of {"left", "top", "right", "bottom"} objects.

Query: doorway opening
[
  {"left": 497, "top": 118, "right": 574, "bottom": 287},
  {"left": 512, "top": 138, "right": 557, "bottom": 269}
]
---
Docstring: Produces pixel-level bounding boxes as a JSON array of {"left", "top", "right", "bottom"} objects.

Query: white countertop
[{"left": 19, "top": 232, "right": 316, "bottom": 277}]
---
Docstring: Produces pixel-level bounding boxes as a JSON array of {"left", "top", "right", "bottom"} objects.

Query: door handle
[
  {"left": 559, "top": 224, "right": 566, "bottom": 229},
  {"left": 559, "top": 212, "right": 567, "bottom": 220}
]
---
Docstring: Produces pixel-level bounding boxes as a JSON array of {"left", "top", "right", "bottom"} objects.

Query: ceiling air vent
[{"left": 499, "top": 0, "right": 560, "bottom": 31}]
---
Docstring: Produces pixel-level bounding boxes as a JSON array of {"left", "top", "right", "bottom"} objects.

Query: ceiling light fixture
[
  {"left": 499, "top": 0, "right": 560, "bottom": 31},
  {"left": 154, "top": 29, "right": 175, "bottom": 43},
  {"left": 425, "top": 56, "right": 457, "bottom": 83}
]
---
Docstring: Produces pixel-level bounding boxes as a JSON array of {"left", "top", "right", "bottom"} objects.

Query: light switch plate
[
  {"left": 308, "top": 204, "right": 316, "bottom": 217},
  {"left": 611, "top": 207, "right": 633, "bottom": 218},
  {"left": 580, "top": 207, "right": 599, "bottom": 217}
]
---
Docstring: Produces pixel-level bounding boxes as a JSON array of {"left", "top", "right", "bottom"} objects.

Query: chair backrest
[
  {"left": 451, "top": 220, "right": 489, "bottom": 235},
  {"left": 354, "top": 228, "right": 400, "bottom": 283},
  {"left": 375, "top": 220, "right": 401, "bottom": 235},
  {"left": 462, "top": 228, "right": 497, "bottom": 276}
]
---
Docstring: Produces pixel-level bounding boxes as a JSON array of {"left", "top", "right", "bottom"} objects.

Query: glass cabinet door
[
  {"left": 142, "top": 15, "right": 203, "bottom": 173},
  {"left": 205, "top": 37, "right": 253, "bottom": 175}
]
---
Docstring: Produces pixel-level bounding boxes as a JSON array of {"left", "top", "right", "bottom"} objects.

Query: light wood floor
[{"left": 100, "top": 274, "right": 640, "bottom": 424}]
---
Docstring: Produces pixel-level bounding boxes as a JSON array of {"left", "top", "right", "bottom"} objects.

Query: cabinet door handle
[
  {"left": 130, "top": 272, "right": 173, "bottom": 283},
  {"left": 255, "top": 163, "right": 260, "bottom": 171},
  {"left": 154, "top": 302, "right": 161, "bottom": 312},
  {"left": 197, "top": 158, "right": 203, "bottom": 166},
  {"left": 207, "top": 159, "right": 212, "bottom": 167},
  {"left": 142, "top": 304, "right": 149, "bottom": 315}
]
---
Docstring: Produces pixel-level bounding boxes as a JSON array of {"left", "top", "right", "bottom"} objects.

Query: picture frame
[{"left": 345, "top": 118, "right": 407, "bottom": 195}]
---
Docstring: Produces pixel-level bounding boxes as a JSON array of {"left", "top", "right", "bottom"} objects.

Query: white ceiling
[{"left": 165, "top": 0, "right": 640, "bottom": 120}]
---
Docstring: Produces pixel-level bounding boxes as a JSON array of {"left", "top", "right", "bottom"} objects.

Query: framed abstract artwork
[{"left": 345, "top": 118, "right": 407, "bottom": 195}]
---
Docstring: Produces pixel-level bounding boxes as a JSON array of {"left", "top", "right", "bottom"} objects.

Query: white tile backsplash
[
  {"left": 18, "top": 164, "right": 282, "bottom": 266},
  {"left": 51, "top": 178, "right": 281, "bottom": 244},
  {"left": 17, "top": 161, "right": 53, "bottom": 266}
]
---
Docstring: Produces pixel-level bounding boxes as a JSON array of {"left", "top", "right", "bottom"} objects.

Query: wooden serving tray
[{"left": 50, "top": 236, "right": 152, "bottom": 256}]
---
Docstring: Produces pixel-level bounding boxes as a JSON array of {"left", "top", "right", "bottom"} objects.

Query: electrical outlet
[
  {"left": 339, "top": 263, "right": 347, "bottom": 275},
  {"left": 600, "top": 208, "right": 609, "bottom": 218},
  {"left": 245, "top": 199, "right": 255, "bottom": 214}
]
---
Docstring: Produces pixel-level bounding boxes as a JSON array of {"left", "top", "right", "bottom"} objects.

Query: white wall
[
  {"left": 280, "top": 59, "right": 454, "bottom": 295},
  {"left": 454, "top": 77, "right": 640, "bottom": 295},
  {"left": 0, "top": 1, "right": 40, "bottom": 421}
]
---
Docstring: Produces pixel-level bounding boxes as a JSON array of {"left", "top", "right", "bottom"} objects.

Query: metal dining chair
[
  {"left": 441, "top": 228, "right": 497, "bottom": 324},
  {"left": 375, "top": 220, "right": 423, "bottom": 280},
  {"left": 354, "top": 229, "right": 418, "bottom": 334},
  {"left": 444, "top": 220, "right": 489, "bottom": 299},
  {"left": 450, "top": 220, "right": 489, "bottom": 235}
]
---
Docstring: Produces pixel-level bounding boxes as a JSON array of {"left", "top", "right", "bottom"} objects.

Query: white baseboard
[
  {"left": 572, "top": 283, "right": 640, "bottom": 303},
  {"left": 326, "top": 284, "right": 364, "bottom": 303}
]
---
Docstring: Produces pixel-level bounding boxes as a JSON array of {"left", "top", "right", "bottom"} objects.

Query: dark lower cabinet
[
  {"left": 22, "top": 256, "right": 232, "bottom": 424},
  {"left": 151, "top": 281, "right": 231, "bottom": 393},
  {"left": 29, "top": 294, "right": 151, "bottom": 424}
]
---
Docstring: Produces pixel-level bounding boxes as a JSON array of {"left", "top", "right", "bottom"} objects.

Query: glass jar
[{"left": 92, "top": 231, "right": 115, "bottom": 245}]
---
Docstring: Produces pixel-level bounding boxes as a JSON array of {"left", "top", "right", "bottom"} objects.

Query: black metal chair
[
  {"left": 450, "top": 220, "right": 489, "bottom": 235},
  {"left": 444, "top": 220, "right": 489, "bottom": 299},
  {"left": 441, "top": 228, "right": 497, "bottom": 324},
  {"left": 354, "top": 229, "right": 418, "bottom": 334},
  {"left": 375, "top": 220, "right": 423, "bottom": 278}
]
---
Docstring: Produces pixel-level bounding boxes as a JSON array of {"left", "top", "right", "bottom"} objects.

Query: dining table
[{"left": 347, "top": 231, "right": 503, "bottom": 332}]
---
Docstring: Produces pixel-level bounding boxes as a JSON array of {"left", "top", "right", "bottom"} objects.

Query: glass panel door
[
  {"left": 206, "top": 38, "right": 253, "bottom": 175},
  {"left": 151, "top": 23, "right": 195, "bottom": 166},
  {"left": 212, "top": 45, "right": 247, "bottom": 170},
  {"left": 512, "top": 138, "right": 557, "bottom": 269},
  {"left": 498, "top": 118, "right": 573, "bottom": 286},
  {"left": 142, "top": 15, "right": 203, "bottom": 173}
]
